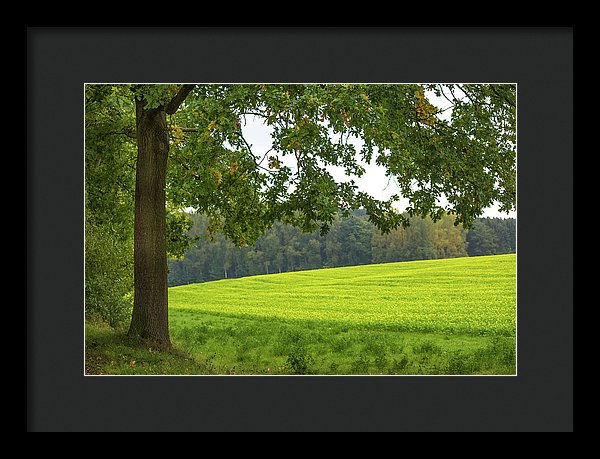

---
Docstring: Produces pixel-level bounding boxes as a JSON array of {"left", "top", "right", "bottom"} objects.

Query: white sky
[{"left": 240, "top": 91, "right": 516, "bottom": 220}]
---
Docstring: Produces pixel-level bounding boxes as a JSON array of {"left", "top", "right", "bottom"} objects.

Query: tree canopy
[
  {"left": 88, "top": 83, "right": 515, "bottom": 238},
  {"left": 166, "top": 84, "right": 515, "bottom": 241}
]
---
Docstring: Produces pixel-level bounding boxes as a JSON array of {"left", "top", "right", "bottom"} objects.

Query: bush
[
  {"left": 331, "top": 335, "right": 352, "bottom": 352},
  {"left": 85, "top": 222, "right": 134, "bottom": 327},
  {"left": 446, "top": 351, "right": 474, "bottom": 374},
  {"left": 392, "top": 355, "right": 410, "bottom": 372},
  {"left": 273, "top": 328, "right": 304, "bottom": 356},
  {"left": 350, "top": 355, "right": 371, "bottom": 373},
  {"left": 285, "top": 345, "right": 314, "bottom": 375},
  {"left": 413, "top": 340, "right": 442, "bottom": 355}
]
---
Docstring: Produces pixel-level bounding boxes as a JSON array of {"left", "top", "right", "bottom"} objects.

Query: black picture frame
[{"left": 27, "top": 27, "right": 573, "bottom": 432}]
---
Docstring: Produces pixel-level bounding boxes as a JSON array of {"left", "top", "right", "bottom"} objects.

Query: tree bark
[{"left": 128, "top": 99, "right": 171, "bottom": 347}]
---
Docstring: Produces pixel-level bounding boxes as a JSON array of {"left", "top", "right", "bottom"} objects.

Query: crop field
[{"left": 162, "top": 254, "right": 516, "bottom": 375}]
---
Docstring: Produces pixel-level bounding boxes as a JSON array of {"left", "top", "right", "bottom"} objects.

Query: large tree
[{"left": 85, "top": 83, "right": 516, "bottom": 347}]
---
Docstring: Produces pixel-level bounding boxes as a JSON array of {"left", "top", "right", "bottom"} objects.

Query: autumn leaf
[
  {"left": 415, "top": 89, "right": 437, "bottom": 126},
  {"left": 341, "top": 111, "right": 350, "bottom": 128},
  {"left": 268, "top": 156, "right": 281, "bottom": 169},
  {"left": 211, "top": 169, "right": 222, "bottom": 184},
  {"left": 170, "top": 125, "right": 185, "bottom": 147}
]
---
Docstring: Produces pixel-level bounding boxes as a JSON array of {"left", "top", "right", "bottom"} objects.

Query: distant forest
[{"left": 168, "top": 211, "right": 516, "bottom": 286}]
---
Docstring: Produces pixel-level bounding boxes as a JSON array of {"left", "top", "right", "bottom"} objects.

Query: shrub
[
  {"left": 285, "top": 345, "right": 314, "bottom": 375},
  {"left": 446, "top": 352, "right": 472, "bottom": 374},
  {"left": 414, "top": 340, "right": 442, "bottom": 355},
  {"left": 273, "top": 328, "right": 305, "bottom": 356},
  {"left": 85, "top": 222, "right": 133, "bottom": 327},
  {"left": 350, "top": 354, "right": 370, "bottom": 373},
  {"left": 392, "top": 355, "right": 410, "bottom": 372},
  {"left": 331, "top": 335, "right": 352, "bottom": 352}
]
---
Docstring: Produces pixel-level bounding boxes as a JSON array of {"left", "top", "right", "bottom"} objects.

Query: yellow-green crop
[{"left": 170, "top": 254, "right": 516, "bottom": 336}]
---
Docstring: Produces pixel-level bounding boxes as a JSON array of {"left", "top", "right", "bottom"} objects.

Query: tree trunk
[{"left": 128, "top": 100, "right": 171, "bottom": 347}]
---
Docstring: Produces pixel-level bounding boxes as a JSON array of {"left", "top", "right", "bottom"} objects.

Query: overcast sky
[{"left": 240, "top": 95, "right": 516, "bottom": 220}]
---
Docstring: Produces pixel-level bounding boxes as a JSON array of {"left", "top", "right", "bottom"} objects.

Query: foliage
[
  {"left": 466, "top": 218, "right": 516, "bottom": 256},
  {"left": 285, "top": 345, "right": 315, "bottom": 375},
  {"left": 85, "top": 222, "right": 134, "bottom": 326},
  {"left": 162, "top": 83, "right": 515, "bottom": 244},
  {"left": 372, "top": 213, "right": 469, "bottom": 263},
  {"left": 85, "top": 85, "right": 136, "bottom": 325},
  {"left": 166, "top": 207, "right": 196, "bottom": 259}
]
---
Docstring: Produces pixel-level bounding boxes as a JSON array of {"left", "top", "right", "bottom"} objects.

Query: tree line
[{"left": 168, "top": 212, "right": 516, "bottom": 287}]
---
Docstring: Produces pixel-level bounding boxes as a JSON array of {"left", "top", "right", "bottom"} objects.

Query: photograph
[{"left": 84, "top": 83, "right": 517, "bottom": 376}]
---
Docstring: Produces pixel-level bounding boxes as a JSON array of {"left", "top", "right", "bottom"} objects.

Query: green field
[{"left": 86, "top": 254, "right": 516, "bottom": 375}]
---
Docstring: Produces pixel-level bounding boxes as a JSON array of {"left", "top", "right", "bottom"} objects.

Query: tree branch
[
  {"left": 231, "top": 130, "right": 276, "bottom": 174},
  {"left": 165, "top": 84, "right": 196, "bottom": 115},
  {"left": 257, "top": 147, "right": 274, "bottom": 167},
  {"left": 236, "top": 130, "right": 254, "bottom": 156},
  {"left": 457, "top": 84, "right": 477, "bottom": 106},
  {"left": 105, "top": 130, "right": 136, "bottom": 139},
  {"left": 242, "top": 111, "right": 269, "bottom": 120},
  {"left": 438, "top": 85, "right": 457, "bottom": 107},
  {"left": 490, "top": 85, "right": 516, "bottom": 108}
]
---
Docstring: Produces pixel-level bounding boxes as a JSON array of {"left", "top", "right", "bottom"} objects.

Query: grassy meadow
[{"left": 86, "top": 254, "right": 516, "bottom": 375}]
